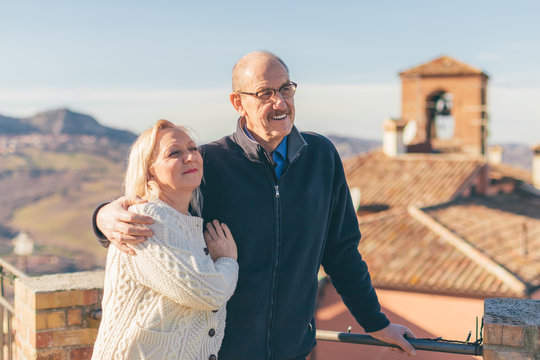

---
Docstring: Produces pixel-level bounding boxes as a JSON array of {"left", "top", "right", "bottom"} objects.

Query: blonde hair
[{"left": 124, "top": 119, "right": 202, "bottom": 216}]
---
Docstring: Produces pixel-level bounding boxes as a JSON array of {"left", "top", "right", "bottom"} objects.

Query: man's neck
[{"left": 244, "top": 125, "right": 283, "bottom": 154}]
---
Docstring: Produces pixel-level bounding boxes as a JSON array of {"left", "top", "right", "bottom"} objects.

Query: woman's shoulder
[
  {"left": 129, "top": 200, "right": 203, "bottom": 232},
  {"left": 129, "top": 201, "right": 168, "bottom": 223}
]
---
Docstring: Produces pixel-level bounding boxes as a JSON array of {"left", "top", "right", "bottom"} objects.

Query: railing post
[
  {"left": 14, "top": 270, "right": 104, "bottom": 360},
  {"left": 0, "top": 306, "right": 4, "bottom": 360},
  {"left": 483, "top": 298, "right": 540, "bottom": 359}
]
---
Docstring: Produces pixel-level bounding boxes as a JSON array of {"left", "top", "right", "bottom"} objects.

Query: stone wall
[{"left": 483, "top": 298, "right": 540, "bottom": 359}]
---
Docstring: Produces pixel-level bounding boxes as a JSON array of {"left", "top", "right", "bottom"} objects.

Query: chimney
[
  {"left": 383, "top": 117, "right": 406, "bottom": 157},
  {"left": 488, "top": 145, "right": 503, "bottom": 165},
  {"left": 533, "top": 144, "right": 540, "bottom": 189}
]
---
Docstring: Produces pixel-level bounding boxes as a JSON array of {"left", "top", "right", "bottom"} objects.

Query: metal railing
[
  {"left": 313, "top": 276, "right": 483, "bottom": 357},
  {"left": 316, "top": 330, "right": 483, "bottom": 356},
  {"left": 0, "top": 258, "right": 28, "bottom": 360}
]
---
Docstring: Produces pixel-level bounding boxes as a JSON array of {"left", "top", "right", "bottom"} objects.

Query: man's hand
[
  {"left": 96, "top": 196, "right": 154, "bottom": 255},
  {"left": 369, "top": 323, "right": 417, "bottom": 356}
]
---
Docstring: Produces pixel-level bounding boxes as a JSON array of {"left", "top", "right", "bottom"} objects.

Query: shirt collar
[
  {"left": 242, "top": 124, "right": 258, "bottom": 143},
  {"left": 273, "top": 135, "right": 287, "bottom": 160},
  {"left": 234, "top": 117, "right": 307, "bottom": 163},
  {"left": 243, "top": 124, "right": 288, "bottom": 157}
]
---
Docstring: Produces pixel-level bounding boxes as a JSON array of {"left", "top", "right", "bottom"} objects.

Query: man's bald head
[
  {"left": 232, "top": 51, "right": 289, "bottom": 92},
  {"left": 229, "top": 51, "right": 295, "bottom": 154}
]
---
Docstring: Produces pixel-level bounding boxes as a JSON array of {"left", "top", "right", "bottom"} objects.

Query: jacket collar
[{"left": 232, "top": 117, "right": 307, "bottom": 164}]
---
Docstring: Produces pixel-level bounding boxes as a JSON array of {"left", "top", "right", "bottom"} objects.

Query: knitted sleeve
[{"left": 123, "top": 204, "right": 239, "bottom": 311}]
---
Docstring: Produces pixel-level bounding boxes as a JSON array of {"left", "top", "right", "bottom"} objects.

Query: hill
[
  {"left": 327, "top": 134, "right": 381, "bottom": 159},
  {"left": 327, "top": 135, "right": 534, "bottom": 171},
  {"left": 0, "top": 108, "right": 135, "bottom": 273},
  {"left": 0, "top": 108, "right": 136, "bottom": 143},
  {"left": 500, "top": 143, "right": 533, "bottom": 171}
]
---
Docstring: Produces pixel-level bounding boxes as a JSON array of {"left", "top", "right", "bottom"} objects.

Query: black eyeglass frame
[{"left": 237, "top": 81, "right": 298, "bottom": 101}]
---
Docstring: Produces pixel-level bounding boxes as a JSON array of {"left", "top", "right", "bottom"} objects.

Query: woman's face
[{"left": 149, "top": 127, "right": 203, "bottom": 196}]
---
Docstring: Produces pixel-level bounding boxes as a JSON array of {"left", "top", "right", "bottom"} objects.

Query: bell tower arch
[{"left": 399, "top": 56, "right": 488, "bottom": 155}]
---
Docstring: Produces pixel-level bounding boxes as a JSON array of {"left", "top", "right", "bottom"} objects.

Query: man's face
[{"left": 235, "top": 59, "right": 295, "bottom": 147}]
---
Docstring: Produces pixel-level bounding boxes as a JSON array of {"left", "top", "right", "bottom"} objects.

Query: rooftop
[
  {"left": 346, "top": 150, "right": 540, "bottom": 298},
  {"left": 399, "top": 55, "right": 488, "bottom": 77},
  {"left": 344, "top": 150, "right": 484, "bottom": 209}
]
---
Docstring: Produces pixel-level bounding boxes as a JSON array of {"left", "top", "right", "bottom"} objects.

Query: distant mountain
[
  {"left": 327, "top": 134, "right": 381, "bottom": 159},
  {"left": 0, "top": 108, "right": 136, "bottom": 143},
  {"left": 0, "top": 114, "right": 38, "bottom": 134},
  {"left": 327, "top": 135, "right": 534, "bottom": 171},
  {"left": 499, "top": 143, "right": 533, "bottom": 171}
]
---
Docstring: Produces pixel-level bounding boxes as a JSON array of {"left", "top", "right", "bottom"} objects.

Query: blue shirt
[
  {"left": 272, "top": 136, "right": 287, "bottom": 179},
  {"left": 243, "top": 125, "right": 288, "bottom": 179}
]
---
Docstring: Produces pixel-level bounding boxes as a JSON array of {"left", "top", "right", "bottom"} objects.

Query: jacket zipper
[
  {"left": 267, "top": 182, "right": 280, "bottom": 360},
  {"left": 265, "top": 150, "right": 303, "bottom": 360}
]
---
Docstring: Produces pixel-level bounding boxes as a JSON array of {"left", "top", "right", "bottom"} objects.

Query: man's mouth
[{"left": 271, "top": 113, "right": 288, "bottom": 120}]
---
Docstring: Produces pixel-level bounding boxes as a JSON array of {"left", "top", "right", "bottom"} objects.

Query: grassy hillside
[
  {"left": 1, "top": 147, "right": 126, "bottom": 271},
  {"left": 11, "top": 179, "right": 122, "bottom": 262}
]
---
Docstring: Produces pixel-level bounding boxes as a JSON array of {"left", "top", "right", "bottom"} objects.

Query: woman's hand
[{"left": 204, "top": 220, "right": 237, "bottom": 261}]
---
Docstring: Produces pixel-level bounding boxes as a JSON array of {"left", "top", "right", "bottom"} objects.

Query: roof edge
[
  {"left": 398, "top": 55, "right": 488, "bottom": 77},
  {"left": 407, "top": 205, "right": 528, "bottom": 294},
  {"left": 450, "top": 163, "right": 487, "bottom": 199}
]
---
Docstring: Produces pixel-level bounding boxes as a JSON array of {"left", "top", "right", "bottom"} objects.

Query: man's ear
[{"left": 230, "top": 92, "right": 246, "bottom": 116}]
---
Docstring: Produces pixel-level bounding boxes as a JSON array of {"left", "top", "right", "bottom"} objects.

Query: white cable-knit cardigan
[{"left": 92, "top": 200, "right": 239, "bottom": 360}]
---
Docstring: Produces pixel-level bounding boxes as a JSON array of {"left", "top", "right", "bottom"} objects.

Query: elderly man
[{"left": 94, "top": 51, "right": 416, "bottom": 359}]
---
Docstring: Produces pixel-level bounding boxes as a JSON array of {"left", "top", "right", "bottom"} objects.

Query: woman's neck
[{"left": 158, "top": 190, "right": 192, "bottom": 215}]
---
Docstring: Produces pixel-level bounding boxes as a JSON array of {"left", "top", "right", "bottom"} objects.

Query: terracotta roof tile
[
  {"left": 399, "top": 56, "right": 487, "bottom": 77},
  {"left": 358, "top": 210, "right": 521, "bottom": 297},
  {"left": 345, "top": 148, "right": 539, "bottom": 298},
  {"left": 344, "top": 150, "right": 483, "bottom": 209},
  {"left": 424, "top": 194, "right": 540, "bottom": 292}
]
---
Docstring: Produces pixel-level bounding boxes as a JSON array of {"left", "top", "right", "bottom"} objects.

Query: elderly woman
[{"left": 92, "top": 120, "right": 238, "bottom": 360}]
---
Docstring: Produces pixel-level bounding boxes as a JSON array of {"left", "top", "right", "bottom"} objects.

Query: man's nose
[{"left": 272, "top": 92, "right": 287, "bottom": 110}]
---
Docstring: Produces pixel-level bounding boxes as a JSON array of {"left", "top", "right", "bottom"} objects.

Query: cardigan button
[
  {"left": 204, "top": 247, "right": 209, "bottom": 255},
  {"left": 209, "top": 355, "right": 217, "bottom": 360},
  {"left": 208, "top": 328, "right": 216, "bottom": 337}
]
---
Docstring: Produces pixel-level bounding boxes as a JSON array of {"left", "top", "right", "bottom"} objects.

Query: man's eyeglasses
[{"left": 237, "top": 82, "right": 297, "bottom": 102}]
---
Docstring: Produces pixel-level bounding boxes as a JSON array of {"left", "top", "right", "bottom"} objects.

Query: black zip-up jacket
[{"left": 200, "top": 121, "right": 389, "bottom": 360}]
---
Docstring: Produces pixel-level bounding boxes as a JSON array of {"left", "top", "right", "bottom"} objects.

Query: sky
[{"left": 1, "top": 0, "right": 539, "bottom": 145}]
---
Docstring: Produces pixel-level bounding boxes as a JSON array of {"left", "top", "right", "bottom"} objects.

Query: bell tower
[{"left": 399, "top": 56, "right": 489, "bottom": 155}]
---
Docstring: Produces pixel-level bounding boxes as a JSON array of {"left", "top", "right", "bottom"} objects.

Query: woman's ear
[{"left": 148, "top": 167, "right": 155, "bottom": 180}]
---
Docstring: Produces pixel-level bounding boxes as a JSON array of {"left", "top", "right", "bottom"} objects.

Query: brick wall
[
  {"left": 401, "top": 74, "right": 487, "bottom": 155},
  {"left": 483, "top": 298, "right": 540, "bottom": 360},
  {"left": 11, "top": 272, "right": 540, "bottom": 359},
  {"left": 14, "top": 271, "right": 104, "bottom": 360}
]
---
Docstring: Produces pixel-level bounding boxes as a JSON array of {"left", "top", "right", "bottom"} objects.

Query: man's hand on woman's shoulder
[{"left": 96, "top": 196, "right": 154, "bottom": 255}]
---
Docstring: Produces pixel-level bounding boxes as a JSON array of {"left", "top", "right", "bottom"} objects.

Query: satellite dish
[
  {"left": 402, "top": 120, "right": 417, "bottom": 145},
  {"left": 350, "top": 187, "right": 361, "bottom": 212}
]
